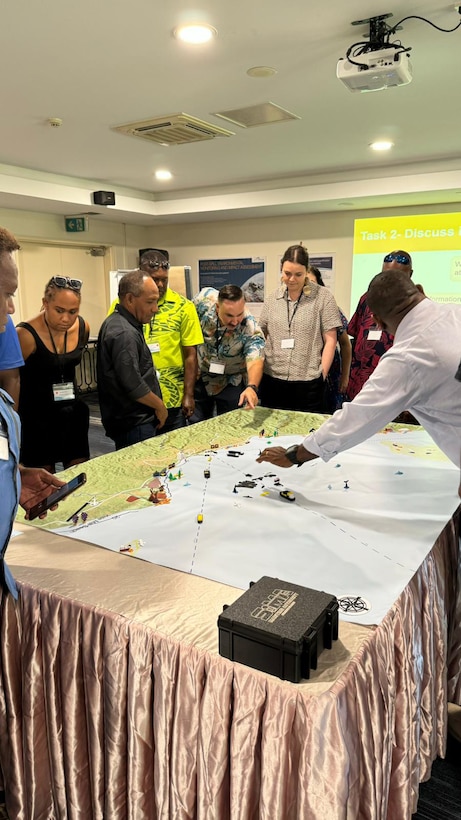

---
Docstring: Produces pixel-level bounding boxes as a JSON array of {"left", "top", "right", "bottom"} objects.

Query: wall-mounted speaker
[{"left": 92, "top": 190, "right": 116, "bottom": 206}]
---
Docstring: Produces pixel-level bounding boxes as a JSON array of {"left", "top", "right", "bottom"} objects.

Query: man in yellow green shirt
[{"left": 109, "top": 250, "right": 203, "bottom": 434}]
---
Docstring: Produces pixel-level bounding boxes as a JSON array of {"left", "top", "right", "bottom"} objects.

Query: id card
[
  {"left": 148, "top": 342, "right": 160, "bottom": 353},
  {"left": 368, "top": 330, "right": 382, "bottom": 341},
  {"left": 209, "top": 359, "right": 225, "bottom": 375},
  {"left": 52, "top": 381, "right": 76, "bottom": 401},
  {"left": 281, "top": 338, "right": 295, "bottom": 349}
]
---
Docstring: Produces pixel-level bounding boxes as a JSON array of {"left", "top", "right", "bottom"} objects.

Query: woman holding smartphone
[{"left": 16, "top": 276, "right": 90, "bottom": 472}]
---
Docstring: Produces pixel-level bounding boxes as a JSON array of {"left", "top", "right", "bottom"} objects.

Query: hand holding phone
[{"left": 27, "top": 472, "right": 87, "bottom": 521}]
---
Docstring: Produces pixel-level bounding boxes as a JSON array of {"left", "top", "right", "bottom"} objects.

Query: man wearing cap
[
  {"left": 139, "top": 250, "right": 203, "bottom": 433},
  {"left": 346, "top": 250, "right": 413, "bottom": 401}
]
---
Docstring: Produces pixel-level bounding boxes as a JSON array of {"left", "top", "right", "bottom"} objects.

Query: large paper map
[{"left": 34, "top": 408, "right": 459, "bottom": 625}]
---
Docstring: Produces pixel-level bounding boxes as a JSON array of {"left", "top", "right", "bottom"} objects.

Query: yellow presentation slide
[{"left": 351, "top": 213, "right": 461, "bottom": 315}]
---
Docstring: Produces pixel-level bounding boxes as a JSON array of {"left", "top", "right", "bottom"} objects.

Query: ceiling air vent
[
  {"left": 212, "top": 102, "right": 300, "bottom": 128},
  {"left": 112, "top": 113, "right": 235, "bottom": 146}
]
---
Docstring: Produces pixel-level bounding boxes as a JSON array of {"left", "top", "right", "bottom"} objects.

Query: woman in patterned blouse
[{"left": 259, "top": 245, "right": 341, "bottom": 413}]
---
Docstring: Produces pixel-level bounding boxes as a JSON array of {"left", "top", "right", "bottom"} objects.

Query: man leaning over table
[
  {"left": 0, "top": 225, "right": 64, "bottom": 599},
  {"left": 258, "top": 269, "right": 461, "bottom": 745},
  {"left": 108, "top": 250, "right": 204, "bottom": 434},
  {"left": 257, "top": 270, "right": 461, "bottom": 472},
  {"left": 190, "top": 284, "right": 265, "bottom": 422},
  {"left": 97, "top": 270, "right": 168, "bottom": 450}
]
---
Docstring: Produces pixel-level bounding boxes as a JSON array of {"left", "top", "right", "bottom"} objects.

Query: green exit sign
[{"left": 65, "top": 217, "right": 88, "bottom": 233}]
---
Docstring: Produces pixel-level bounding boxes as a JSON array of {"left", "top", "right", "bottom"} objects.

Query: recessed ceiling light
[
  {"left": 246, "top": 66, "right": 277, "bottom": 78},
  {"left": 155, "top": 169, "right": 173, "bottom": 181},
  {"left": 174, "top": 24, "right": 217, "bottom": 44},
  {"left": 370, "top": 140, "right": 394, "bottom": 151}
]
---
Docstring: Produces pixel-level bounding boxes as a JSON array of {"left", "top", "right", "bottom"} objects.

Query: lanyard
[
  {"left": 215, "top": 325, "right": 226, "bottom": 356},
  {"left": 286, "top": 292, "right": 303, "bottom": 332},
  {"left": 44, "top": 316, "right": 68, "bottom": 381}
]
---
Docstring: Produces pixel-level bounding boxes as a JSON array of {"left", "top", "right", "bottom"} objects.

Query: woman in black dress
[{"left": 17, "top": 276, "right": 90, "bottom": 472}]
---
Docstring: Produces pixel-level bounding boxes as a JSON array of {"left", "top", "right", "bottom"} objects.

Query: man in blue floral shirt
[{"left": 191, "top": 285, "right": 265, "bottom": 422}]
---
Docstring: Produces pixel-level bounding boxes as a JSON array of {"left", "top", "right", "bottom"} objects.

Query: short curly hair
[{"left": 0, "top": 226, "right": 20, "bottom": 255}]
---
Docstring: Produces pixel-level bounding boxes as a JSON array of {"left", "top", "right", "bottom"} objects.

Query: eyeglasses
[
  {"left": 51, "top": 276, "right": 83, "bottom": 291},
  {"left": 383, "top": 253, "right": 411, "bottom": 266},
  {"left": 144, "top": 261, "right": 170, "bottom": 271}
]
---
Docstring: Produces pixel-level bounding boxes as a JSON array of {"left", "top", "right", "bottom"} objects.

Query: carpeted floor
[{"left": 412, "top": 735, "right": 461, "bottom": 818}]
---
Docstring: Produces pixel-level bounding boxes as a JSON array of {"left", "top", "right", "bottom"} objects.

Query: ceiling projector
[{"left": 337, "top": 48, "right": 412, "bottom": 92}]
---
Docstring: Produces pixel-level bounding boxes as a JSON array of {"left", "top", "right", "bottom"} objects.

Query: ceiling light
[
  {"left": 370, "top": 140, "right": 394, "bottom": 151},
  {"left": 246, "top": 66, "right": 277, "bottom": 78},
  {"left": 174, "top": 24, "right": 217, "bottom": 44},
  {"left": 155, "top": 169, "right": 173, "bottom": 181}
]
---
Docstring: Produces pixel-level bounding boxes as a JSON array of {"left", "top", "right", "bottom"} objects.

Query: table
[{"left": 1, "top": 409, "right": 460, "bottom": 819}]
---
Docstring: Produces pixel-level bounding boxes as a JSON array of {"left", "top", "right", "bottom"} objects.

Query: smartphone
[{"left": 27, "top": 472, "right": 87, "bottom": 521}]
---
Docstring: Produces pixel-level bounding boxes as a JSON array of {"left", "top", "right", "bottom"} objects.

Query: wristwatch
[
  {"left": 247, "top": 384, "right": 259, "bottom": 394},
  {"left": 285, "top": 443, "right": 303, "bottom": 466}
]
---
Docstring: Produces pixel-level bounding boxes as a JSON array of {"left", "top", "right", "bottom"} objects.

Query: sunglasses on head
[
  {"left": 383, "top": 253, "right": 411, "bottom": 266},
  {"left": 51, "top": 276, "right": 83, "bottom": 291},
  {"left": 145, "top": 260, "right": 170, "bottom": 271}
]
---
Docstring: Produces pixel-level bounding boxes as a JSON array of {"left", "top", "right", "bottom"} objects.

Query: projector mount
[
  {"left": 346, "top": 14, "right": 410, "bottom": 69},
  {"left": 344, "top": 9, "right": 461, "bottom": 69}
]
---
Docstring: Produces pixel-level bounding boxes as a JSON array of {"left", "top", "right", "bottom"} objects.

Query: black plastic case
[{"left": 218, "top": 576, "right": 339, "bottom": 682}]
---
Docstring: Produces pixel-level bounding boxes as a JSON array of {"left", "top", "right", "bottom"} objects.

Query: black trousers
[
  {"left": 189, "top": 378, "right": 243, "bottom": 423},
  {"left": 259, "top": 374, "right": 325, "bottom": 413}
]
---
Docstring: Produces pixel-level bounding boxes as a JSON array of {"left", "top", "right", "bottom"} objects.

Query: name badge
[
  {"left": 281, "top": 338, "right": 295, "bottom": 349},
  {"left": 148, "top": 343, "right": 160, "bottom": 353},
  {"left": 209, "top": 360, "right": 225, "bottom": 375},
  {"left": 52, "top": 381, "right": 75, "bottom": 402},
  {"left": 368, "top": 330, "right": 382, "bottom": 341}
]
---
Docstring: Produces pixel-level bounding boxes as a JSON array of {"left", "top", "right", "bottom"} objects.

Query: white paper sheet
[{"left": 56, "top": 430, "right": 459, "bottom": 624}]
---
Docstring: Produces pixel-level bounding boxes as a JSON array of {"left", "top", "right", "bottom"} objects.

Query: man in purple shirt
[{"left": 347, "top": 250, "right": 413, "bottom": 401}]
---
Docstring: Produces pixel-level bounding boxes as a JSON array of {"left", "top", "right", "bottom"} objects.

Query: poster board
[{"left": 198, "top": 257, "right": 266, "bottom": 317}]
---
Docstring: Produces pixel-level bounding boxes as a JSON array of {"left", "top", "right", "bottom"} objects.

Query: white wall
[
  {"left": 150, "top": 202, "right": 461, "bottom": 317},
  {"left": 2, "top": 200, "right": 461, "bottom": 319},
  {"left": 0, "top": 208, "right": 152, "bottom": 271}
]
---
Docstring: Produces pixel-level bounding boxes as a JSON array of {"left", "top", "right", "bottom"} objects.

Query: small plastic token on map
[
  {"left": 279, "top": 490, "right": 295, "bottom": 502},
  {"left": 338, "top": 595, "right": 371, "bottom": 615}
]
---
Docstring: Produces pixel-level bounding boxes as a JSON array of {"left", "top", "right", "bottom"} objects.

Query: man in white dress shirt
[
  {"left": 258, "top": 268, "right": 461, "bottom": 745},
  {"left": 257, "top": 270, "right": 461, "bottom": 471}
]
